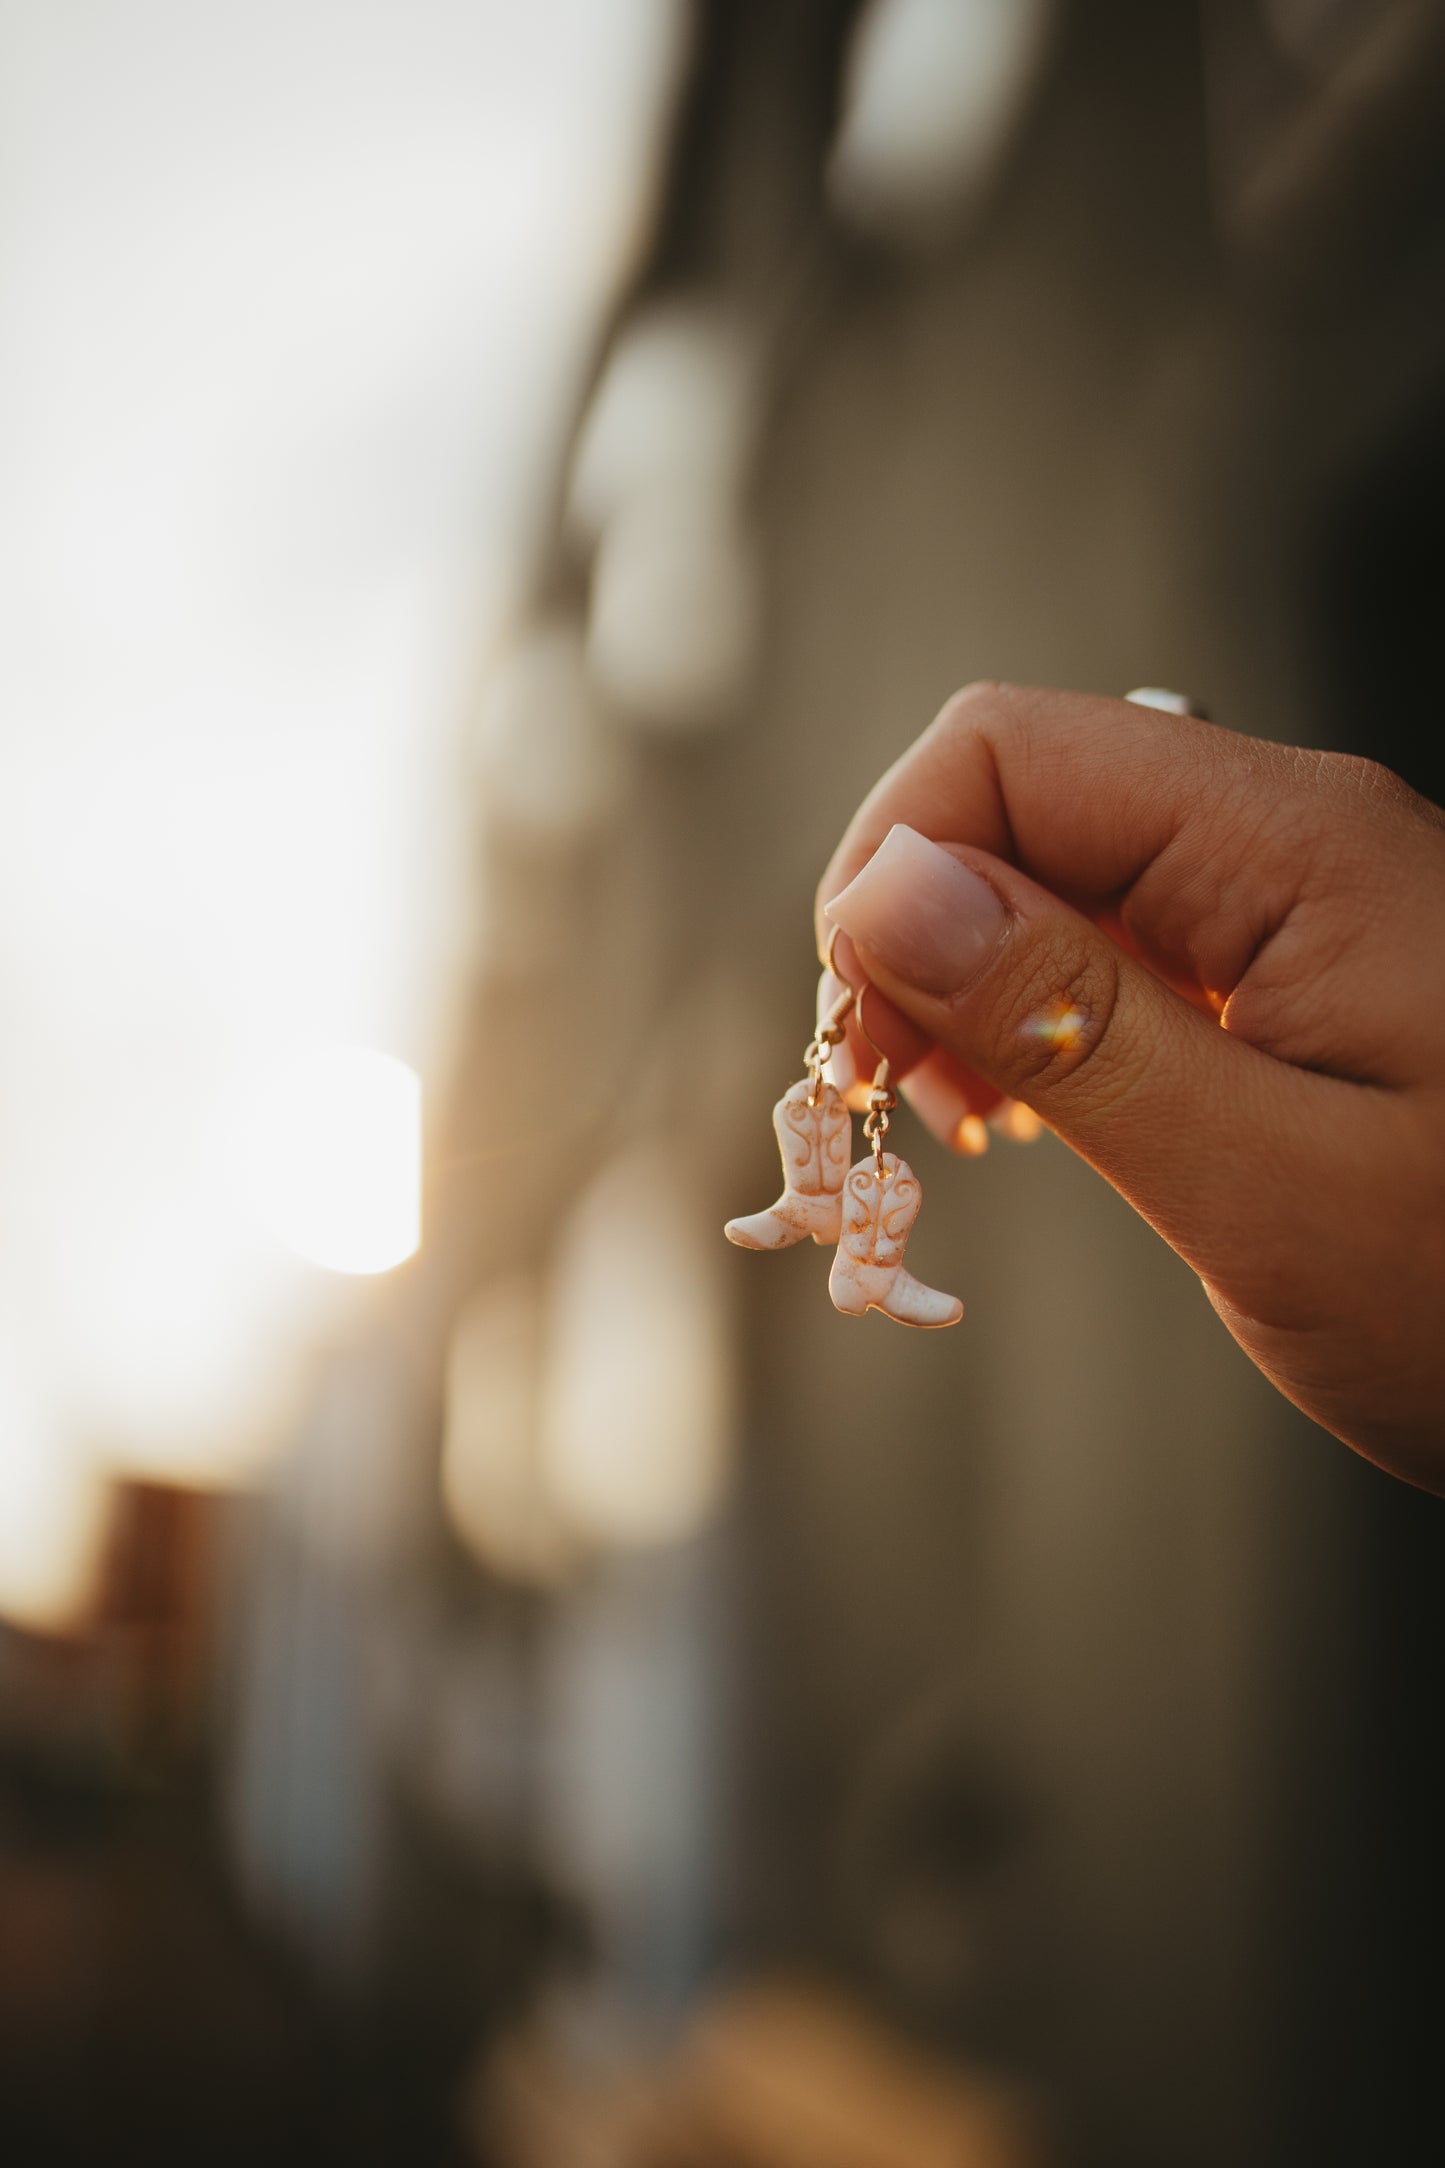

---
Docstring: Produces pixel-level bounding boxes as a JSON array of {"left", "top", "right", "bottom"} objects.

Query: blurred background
[{"left": 3, "top": 2, "right": 1445, "bottom": 2162}]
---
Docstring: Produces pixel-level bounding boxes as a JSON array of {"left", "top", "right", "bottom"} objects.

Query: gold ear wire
[
  {"left": 852, "top": 981, "right": 890, "bottom": 1091},
  {"left": 852, "top": 982, "right": 898, "bottom": 1179},
  {"left": 825, "top": 931, "right": 896, "bottom": 1169},
  {"left": 806, "top": 931, "right": 857, "bottom": 1107},
  {"left": 823, "top": 925, "right": 853, "bottom": 994}
]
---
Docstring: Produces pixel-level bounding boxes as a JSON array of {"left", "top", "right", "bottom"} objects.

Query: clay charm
[
  {"left": 725, "top": 1077, "right": 852, "bottom": 1250},
  {"left": 828, "top": 1152, "right": 963, "bottom": 1328}
]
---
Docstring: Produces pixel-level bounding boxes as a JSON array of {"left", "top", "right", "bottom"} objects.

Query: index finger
[{"left": 814, "top": 681, "right": 1286, "bottom": 1009}]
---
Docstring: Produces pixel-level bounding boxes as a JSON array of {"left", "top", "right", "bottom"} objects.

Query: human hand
[{"left": 816, "top": 682, "right": 1445, "bottom": 1492}]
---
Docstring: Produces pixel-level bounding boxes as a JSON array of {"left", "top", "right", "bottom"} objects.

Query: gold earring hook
[
  {"left": 852, "top": 979, "right": 898, "bottom": 1181},
  {"left": 852, "top": 981, "right": 891, "bottom": 1090},
  {"left": 824, "top": 925, "right": 853, "bottom": 995},
  {"left": 819, "top": 935, "right": 896, "bottom": 1177},
  {"left": 825, "top": 926, "right": 889, "bottom": 1080},
  {"left": 824, "top": 927, "right": 891, "bottom": 1096},
  {"left": 805, "top": 930, "right": 857, "bottom": 1107}
]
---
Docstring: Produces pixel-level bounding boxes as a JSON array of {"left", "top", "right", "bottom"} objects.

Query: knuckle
[
  {"left": 950, "top": 676, "right": 1009, "bottom": 711},
  {"left": 1319, "top": 750, "right": 1407, "bottom": 807},
  {"left": 1308, "top": 749, "right": 1440, "bottom": 836},
  {"left": 1220, "top": 900, "right": 1349, "bottom": 1064},
  {"left": 934, "top": 679, "right": 1017, "bottom": 739},
  {"left": 933, "top": 680, "right": 1035, "bottom": 793}
]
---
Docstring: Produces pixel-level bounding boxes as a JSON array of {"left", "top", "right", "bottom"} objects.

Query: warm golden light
[
  {"left": 1025, "top": 1000, "right": 1087, "bottom": 1053},
  {"left": 1, "top": 0, "right": 686, "bottom": 1495},
  {"left": 442, "top": 1274, "right": 575, "bottom": 1587},
  {"left": 0, "top": 1348, "right": 107, "bottom": 1634},
  {"left": 233, "top": 1047, "right": 422, "bottom": 1276},
  {"left": 541, "top": 1144, "right": 734, "bottom": 1548}
]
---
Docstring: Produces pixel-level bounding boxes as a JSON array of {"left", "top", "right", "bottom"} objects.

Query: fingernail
[
  {"left": 991, "top": 1098, "right": 1043, "bottom": 1143},
  {"left": 825, "top": 826, "right": 1006, "bottom": 995},
  {"left": 816, "top": 969, "right": 857, "bottom": 1092},
  {"left": 902, "top": 1049, "right": 991, "bottom": 1155}
]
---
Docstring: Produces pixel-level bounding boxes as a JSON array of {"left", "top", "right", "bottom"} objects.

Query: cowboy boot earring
[
  {"left": 827, "top": 996, "right": 963, "bottom": 1330},
  {"left": 724, "top": 958, "right": 855, "bottom": 1252}
]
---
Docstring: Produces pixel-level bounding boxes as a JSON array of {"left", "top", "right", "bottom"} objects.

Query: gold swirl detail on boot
[
  {"left": 827, "top": 1152, "right": 963, "bottom": 1327},
  {"left": 724, "top": 1078, "right": 852, "bottom": 1250}
]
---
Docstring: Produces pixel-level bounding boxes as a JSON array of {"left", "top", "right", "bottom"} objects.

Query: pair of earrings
[{"left": 724, "top": 942, "right": 963, "bottom": 1328}]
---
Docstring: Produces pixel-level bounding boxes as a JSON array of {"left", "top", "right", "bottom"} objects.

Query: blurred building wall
[
  {"left": 7, "top": 7, "right": 1445, "bottom": 2166},
  {"left": 622, "top": 5, "right": 1445, "bottom": 2165},
  {"left": 185, "top": 3, "right": 1445, "bottom": 2159}
]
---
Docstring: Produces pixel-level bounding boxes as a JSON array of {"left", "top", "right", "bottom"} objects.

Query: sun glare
[
  {"left": 0, "top": 1347, "right": 106, "bottom": 1633},
  {"left": 233, "top": 1047, "right": 422, "bottom": 1277}
]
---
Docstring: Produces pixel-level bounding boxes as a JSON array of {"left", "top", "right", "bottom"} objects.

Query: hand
[{"left": 816, "top": 682, "right": 1445, "bottom": 1492}]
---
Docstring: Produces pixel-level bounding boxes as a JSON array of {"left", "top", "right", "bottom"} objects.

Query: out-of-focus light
[
  {"left": 1026, "top": 1001, "right": 1086, "bottom": 1053},
  {"left": 473, "top": 620, "right": 623, "bottom": 847},
  {"left": 0, "top": 0, "right": 687, "bottom": 1495},
  {"left": 588, "top": 492, "right": 760, "bottom": 731},
  {"left": 569, "top": 300, "right": 759, "bottom": 542},
  {"left": 573, "top": 298, "right": 761, "bottom": 731},
  {"left": 232, "top": 1047, "right": 421, "bottom": 1276},
  {"left": 829, "top": 0, "right": 1054, "bottom": 244},
  {"left": 0, "top": 1347, "right": 106, "bottom": 1634},
  {"left": 541, "top": 1144, "right": 733, "bottom": 1548},
  {"left": 991, "top": 1100, "right": 1043, "bottom": 1143},
  {"left": 442, "top": 1274, "right": 575, "bottom": 1588}
]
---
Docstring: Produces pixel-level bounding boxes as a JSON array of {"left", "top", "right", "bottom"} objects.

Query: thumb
[{"left": 823, "top": 823, "right": 1334, "bottom": 1284}]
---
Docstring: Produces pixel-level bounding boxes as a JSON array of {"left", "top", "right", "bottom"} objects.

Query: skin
[{"left": 814, "top": 682, "right": 1445, "bottom": 1494}]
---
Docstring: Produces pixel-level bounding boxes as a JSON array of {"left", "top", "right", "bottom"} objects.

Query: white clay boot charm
[
  {"left": 724, "top": 1077, "right": 852, "bottom": 1250},
  {"left": 828, "top": 1060, "right": 963, "bottom": 1328},
  {"left": 725, "top": 977, "right": 855, "bottom": 1252}
]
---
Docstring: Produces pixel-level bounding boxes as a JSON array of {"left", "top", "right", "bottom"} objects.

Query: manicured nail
[
  {"left": 990, "top": 1098, "right": 1043, "bottom": 1143},
  {"left": 816, "top": 969, "right": 857, "bottom": 1093},
  {"left": 902, "top": 1049, "right": 991, "bottom": 1155},
  {"left": 825, "top": 826, "right": 1006, "bottom": 995}
]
